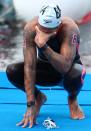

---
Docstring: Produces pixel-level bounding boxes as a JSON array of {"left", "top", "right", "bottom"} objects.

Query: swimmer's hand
[
  {"left": 16, "top": 106, "right": 37, "bottom": 128},
  {"left": 34, "top": 26, "right": 56, "bottom": 48}
]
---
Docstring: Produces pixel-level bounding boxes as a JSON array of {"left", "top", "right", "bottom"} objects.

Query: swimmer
[{"left": 6, "top": 3, "right": 86, "bottom": 128}]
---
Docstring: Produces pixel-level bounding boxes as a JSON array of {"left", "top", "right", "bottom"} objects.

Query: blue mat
[
  {"left": 0, "top": 89, "right": 91, "bottom": 105},
  {"left": 0, "top": 104, "right": 91, "bottom": 131},
  {"left": 0, "top": 72, "right": 91, "bottom": 130}
]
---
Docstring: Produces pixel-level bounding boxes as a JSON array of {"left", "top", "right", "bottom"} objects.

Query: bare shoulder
[
  {"left": 24, "top": 16, "right": 38, "bottom": 32},
  {"left": 61, "top": 17, "right": 80, "bottom": 33},
  {"left": 58, "top": 17, "right": 80, "bottom": 46}
]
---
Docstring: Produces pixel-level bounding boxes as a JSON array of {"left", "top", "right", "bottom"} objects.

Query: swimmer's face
[
  {"left": 34, "top": 24, "right": 58, "bottom": 46},
  {"left": 37, "top": 24, "right": 58, "bottom": 34}
]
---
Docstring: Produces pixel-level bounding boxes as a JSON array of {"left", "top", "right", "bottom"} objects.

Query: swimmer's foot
[
  {"left": 68, "top": 97, "right": 85, "bottom": 120},
  {"left": 35, "top": 92, "right": 47, "bottom": 116}
]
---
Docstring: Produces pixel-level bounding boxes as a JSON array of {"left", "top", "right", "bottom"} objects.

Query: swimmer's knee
[
  {"left": 6, "top": 64, "right": 17, "bottom": 76},
  {"left": 6, "top": 63, "right": 24, "bottom": 89},
  {"left": 64, "top": 64, "right": 86, "bottom": 84},
  {"left": 6, "top": 62, "right": 24, "bottom": 75},
  {"left": 63, "top": 64, "right": 86, "bottom": 96}
]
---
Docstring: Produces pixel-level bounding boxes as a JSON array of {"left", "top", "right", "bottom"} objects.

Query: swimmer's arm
[
  {"left": 23, "top": 26, "right": 37, "bottom": 103},
  {"left": 43, "top": 28, "right": 80, "bottom": 74}
]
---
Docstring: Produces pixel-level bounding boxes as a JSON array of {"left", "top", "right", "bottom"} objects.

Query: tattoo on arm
[
  {"left": 69, "top": 28, "right": 80, "bottom": 46},
  {"left": 68, "top": 28, "right": 80, "bottom": 55},
  {"left": 23, "top": 27, "right": 37, "bottom": 102}
]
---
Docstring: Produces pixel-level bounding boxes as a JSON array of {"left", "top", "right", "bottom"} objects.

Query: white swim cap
[{"left": 38, "top": 4, "right": 61, "bottom": 28}]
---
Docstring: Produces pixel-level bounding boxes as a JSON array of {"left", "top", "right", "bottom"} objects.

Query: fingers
[
  {"left": 35, "top": 26, "right": 40, "bottom": 33},
  {"left": 29, "top": 121, "right": 33, "bottom": 128},
  {"left": 28, "top": 114, "right": 36, "bottom": 128},
  {"left": 16, "top": 116, "right": 36, "bottom": 128},
  {"left": 16, "top": 119, "right": 25, "bottom": 126},
  {"left": 16, "top": 118, "right": 32, "bottom": 128},
  {"left": 53, "top": 31, "right": 57, "bottom": 35},
  {"left": 22, "top": 118, "right": 29, "bottom": 128},
  {"left": 49, "top": 31, "right": 57, "bottom": 37}
]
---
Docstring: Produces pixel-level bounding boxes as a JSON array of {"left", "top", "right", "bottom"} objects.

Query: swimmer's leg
[
  {"left": 6, "top": 61, "right": 47, "bottom": 116},
  {"left": 6, "top": 60, "right": 63, "bottom": 115},
  {"left": 63, "top": 63, "right": 86, "bottom": 119}
]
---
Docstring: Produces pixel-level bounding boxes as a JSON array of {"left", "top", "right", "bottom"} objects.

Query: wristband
[
  {"left": 39, "top": 44, "right": 49, "bottom": 51},
  {"left": 27, "top": 101, "right": 35, "bottom": 107}
]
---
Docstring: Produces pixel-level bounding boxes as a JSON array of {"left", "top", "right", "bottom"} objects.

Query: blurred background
[{"left": 0, "top": 0, "right": 91, "bottom": 73}]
